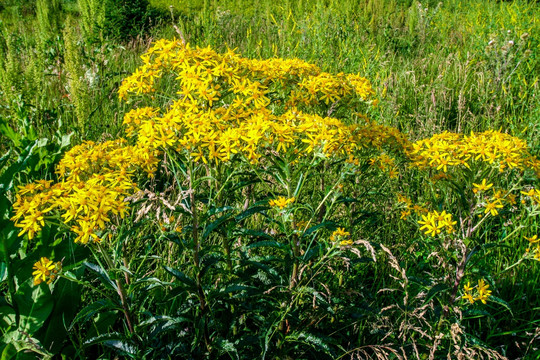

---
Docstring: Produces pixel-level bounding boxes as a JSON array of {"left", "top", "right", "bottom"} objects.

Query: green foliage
[
  {"left": 103, "top": 0, "right": 160, "bottom": 40},
  {"left": 36, "top": 0, "right": 62, "bottom": 43},
  {"left": 77, "top": 0, "right": 106, "bottom": 41},
  {"left": 63, "top": 17, "right": 90, "bottom": 132}
]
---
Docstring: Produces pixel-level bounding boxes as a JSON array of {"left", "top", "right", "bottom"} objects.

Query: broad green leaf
[
  {"left": 84, "top": 332, "right": 137, "bottom": 357},
  {"left": 202, "top": 212, "right": 234, "bottom": 239},
  {"left": 13, "top": 280, "right": 54, "bottom": 335},
  {"left": 302, "top": 221, "right": 336, "bottom": 237},
  {"left": 488, "top": 296, "right": 513, "bottom": 316}
]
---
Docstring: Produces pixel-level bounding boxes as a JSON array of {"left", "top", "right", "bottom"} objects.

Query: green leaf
[
  {"left": 0, "top": 119, "right": 20, "bottom": 146},
  {"left": 163, "top": 266, "right": 196, "bottom": 288},
  {"left": 200, "top": 254, "right": 223, "bottom": 278},
  {"left": 247, "top": 241, "right": 288, "bottom": 251},
  {"left": 0, "top": 306, "right": 16, "bottom": 328},
  {"left": 83, "top": 262, "right": 118, "bottom": 291},
  {"left": 215, "top": 337, "right": 239, "bottom": 359},
  {"left": 0, "top": 342, "right": 17, "bottom": 360},
  {"left": 235, "top": 206, "right": 269, "bottom": 222},
  {"left": 286, "top": 331, "right": 333, "bottom": 355},
  {"left": 293, "top": 172, "right": 305, "bottom": 198},
  {"left": 201, "top": 206, "right": 235, "bottom": 221},
  {"left": 84, "top": 333, "right": 137, "bottom": 357},
  {"left": 302, "top": 221, "right": 336, "bottom": 238},
  {"left": 488, "top": 296, "right": 513, "bottom": 316},
  {"left": 0, "top": 141, "right": 38, "bottom": 194},
  {"left": 0, "top": 151, "right": 11, "bottom": 173},
  {"left": 202, "top": 212, "right": 234, "bottom": 239},
  {"left": 235, "top": 228, "right": 274, "bottom": 241},
  {"left": 462, "top": 308, "right": 491, "bottom": 319},
  {"left": 70, "top": 299, "right": 120, "bottom": 329},
  {"left": 424, "top": 283, "right": 450, "bottom": 304},
  {"left": 13, "top": 280, "right": 54, "bottom": 335},
  {"left": 303, "top": 244, "right": 323, "bottom": 262}
]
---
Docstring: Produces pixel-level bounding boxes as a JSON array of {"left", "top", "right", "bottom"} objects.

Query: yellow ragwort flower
[
  {"left": 269, "top": 196, "right": 295, "bottom": 210},
  {"left": 32, "top": 257, "right": 61, "bottom": 286}
]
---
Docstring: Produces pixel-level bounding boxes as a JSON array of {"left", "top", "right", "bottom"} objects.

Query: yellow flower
[
  {"left": 463, "top": 292, "right": 475, "bottom": 304},
  {"left": 400, "top": 210, "right": 411, "bottom": 220},
  {"left": 475, "top": 279, "right": 492, "bottom": 304},
  {"left": 269, "top": 196, "right": 295, "bottom": 210},
  {"left": 473, "top": 179, "right": 493, "bottom": 194},
  {"left": 418, "top": 210, "right": 456, "bottom": 236},
  {"left": 32, "top": 257, "right": 61, "bottom": 286},
  {"left": 484, "top": 200, "right": 503, "bottom": 216}
]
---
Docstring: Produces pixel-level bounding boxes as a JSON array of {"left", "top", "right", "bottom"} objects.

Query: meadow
[{"left": 0, "top": 0, "right": 539, "bottom": 359}]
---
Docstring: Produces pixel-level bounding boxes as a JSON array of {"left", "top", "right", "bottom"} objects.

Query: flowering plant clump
[
  {"left": 525, "top": 235, "right": 540, "bottom": 260},
  {"left": 409, "top": 130, "right": 540, "bottom": 174},
  {"left": 462, "top": 279, "right": 492, "bottom": 304},
  {"left": 11, "top": 139, "right": 157, "bottom": 244},
  {"left": 330, "top": 227, "right": 353, "bottom": 246},
  {"left": 118, "top": 39, "right": 409, "bottom": 167},
  {"left": 6, "top": 38, "right": 540, "bottom": 359}
]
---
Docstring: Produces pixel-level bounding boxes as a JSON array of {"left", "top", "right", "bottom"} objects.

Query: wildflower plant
[{"left": 5, "top": 39, "right": 540, "bottom": 359}]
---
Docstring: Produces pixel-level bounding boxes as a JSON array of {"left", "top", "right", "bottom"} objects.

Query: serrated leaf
[
  {"left": 84, "top": 262, "right": 118, "bottom": 291},
  {"left": 202, "top": 212, "right": 234, "bottom": 239},
  {"left": 303, "top": 244, "right": 323, "bottom": 262},
  {"left": 215, "top": 338, "right": 239, "bottom": 359},
  {"left": 235, "top": 228, "right": 274, "bottom": 240},
  {"left": 286, "top": 331, "right": 333, "bottom": 355},
  {"left": 302, "top": 221, "right": 336, "bottom": 237},
  {"left": 84, "top": 332, "right": 137, "bottom": 357}
]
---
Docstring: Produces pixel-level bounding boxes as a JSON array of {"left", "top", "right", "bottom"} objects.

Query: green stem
[
  {"left": 188, "top": 162, "right": 211, "bottom": 353},
  {"left": 96, "top": 241, "right": 135, "bottom": 334}
]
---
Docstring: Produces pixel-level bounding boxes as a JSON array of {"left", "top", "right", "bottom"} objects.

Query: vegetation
[{"left": 0, "top": 0, "right": 539, "bottom": 359}]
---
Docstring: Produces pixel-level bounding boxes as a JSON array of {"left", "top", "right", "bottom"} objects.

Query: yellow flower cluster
[
  {"left": 118, "top": 40, "right": 407, "bottom": 165},
  {"left": 417, "top": 210, "right": 457, "bottom": 236},
  {"left": 409, "top": 130, "right": 540, "bottom": 174},
  {"left": 396, "top": 194, "right": 428, "bottom": 220},
  {"left": 470, "top": 180, "right": 519, "bottom": 217},
  {"left": 369, "top": 153, "right": 399, "bottom": 178},
  {"left": 521, "top": 188, "right": 540, "bottom": 206},
  {"left": 12, "top": 140, "right": 157, "bottom": 244},
  {"left": 330, "top": 227, "right": 353, "bottom": 246},
  {"left": 463, "top": 279, "right": 492, "bottom": 304},
  {"left": 269, "top": 196, "right": 295, "bottom": 210},
  {"left": 32, "top": 257, "right": 61, "bottom": 285},
  {"left": 293, "top": 72, "right": 376, "bottom": 106},
  {"left": 525, "top": 235, "right": 540, "bottom": 261}
]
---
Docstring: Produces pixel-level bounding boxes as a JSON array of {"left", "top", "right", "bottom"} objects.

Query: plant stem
[{"left": 96, "top": 241, "right": 134, "bottom": 334}]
